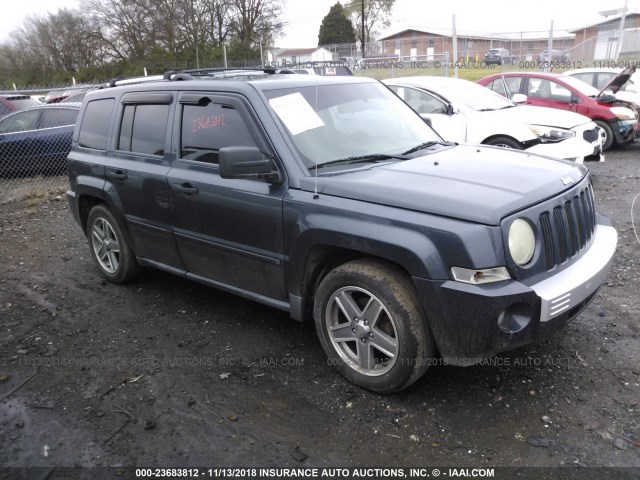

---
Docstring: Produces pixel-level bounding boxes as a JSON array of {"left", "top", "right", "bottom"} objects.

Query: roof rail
[
  {"left": 97, "top": 67, "right": 278, "bottom": 90},
  {"left": 168, "top": 67, "right": 278, "bottom": 77}
]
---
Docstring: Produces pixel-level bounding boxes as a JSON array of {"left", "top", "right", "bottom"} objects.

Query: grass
[{"left": 353, "top": 65, "right": 572, "bottom": 82}]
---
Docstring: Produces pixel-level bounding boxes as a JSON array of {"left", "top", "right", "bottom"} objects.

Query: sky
[{"left": 0, "top": 0, "right": 638, "bottom": 46}]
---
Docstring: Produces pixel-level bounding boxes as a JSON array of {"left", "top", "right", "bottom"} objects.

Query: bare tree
[
  {"left": 345, "top": 0, "right": 395, "bottom": 53},
  {"left": 228, "top": 0, "right": 285, "bottom": 49},
  {"left": 82, "top": 0, "right": 159, "bottom": 60}
]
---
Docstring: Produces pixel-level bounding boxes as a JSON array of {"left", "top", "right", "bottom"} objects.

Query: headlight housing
[
  {"left": 508, "top": 218, "right": 536, "bottom": 266},
  {"left": 610, "top": 106, "right": 637, "bottom": 120},
  {"left": 529, "top": 125, "right": 576, "bottom": 142}
]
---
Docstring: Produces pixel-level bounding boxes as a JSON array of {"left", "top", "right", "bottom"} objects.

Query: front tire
[
  {"left": 594, "top": 120, "right": 614, "bottom": 151},
  {"left": 314, "top": 259, "right": 434, "bottom": 393},
  {"left": 87, "top": 205, "right": 140, "bottom": 283},
  {"left": 484, "top": 136, "right": 522, "bottom": 150}
]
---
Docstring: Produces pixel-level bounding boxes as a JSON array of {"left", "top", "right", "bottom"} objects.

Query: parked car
[
  {"left": 0, "top": 95, "right": 40, "bottom": 119},
  {"left": 61, "top": 89, "right": 91, "bottom": 103},
  {"left": 383, "top": 76, "right": 602, "bottom": 163},
  {"left": 484, "top": 48, "right": 515, "bottom": 65},
  {"left": 562, "top": 66, "right": 640, "bottom": 112},
  {"left": 477, "top": 70, "right": 638, "bottom": 150},
  {"left": 539, "top": 49, "right": 570, "bottom": 63},
  {"left": 66, "top": 70, "right": 617, "bottom": 393},
  {"left": 0, "top": 103, "right": 80, "bottom": 177}
]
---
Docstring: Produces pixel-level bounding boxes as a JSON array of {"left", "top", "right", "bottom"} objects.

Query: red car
[
  {"left": 0, "top": 95, "right": 39, "bottom": 119},
  {"left": 477, "top": 69, "right": 638, "bottom": 150}
]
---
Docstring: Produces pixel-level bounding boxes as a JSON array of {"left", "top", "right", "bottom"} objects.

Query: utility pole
[{"left": 361, "top": 0, "right": 366, "bottom": 58}]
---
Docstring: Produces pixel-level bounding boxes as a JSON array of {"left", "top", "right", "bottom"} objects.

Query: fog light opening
[{"left": 498, "top": 303, "right": 532, "bottom": 334}]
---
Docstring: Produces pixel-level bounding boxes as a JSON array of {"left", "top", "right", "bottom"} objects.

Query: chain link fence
[{"left": 0, "top": 86, "right": 89, "bottom": 203}]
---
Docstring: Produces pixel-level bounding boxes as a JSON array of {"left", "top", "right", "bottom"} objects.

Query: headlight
[
  {"left": 610, "top": 106, "right": 637, "bottom": 120},
  {"left": 529, "top": 125, "right": 576, "bottom": 142},
  {"left": 508, "top": 218, "right": 536, "bottom": 266}
]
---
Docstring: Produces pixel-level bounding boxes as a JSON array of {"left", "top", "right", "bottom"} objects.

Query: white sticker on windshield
[{"left": 269, "top": 92, "right": 324, "bottom": 136}]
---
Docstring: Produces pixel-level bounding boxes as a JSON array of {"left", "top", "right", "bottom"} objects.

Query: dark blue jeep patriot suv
[{"left": 66, "top": 69, "right": 617, "bottom": 393}]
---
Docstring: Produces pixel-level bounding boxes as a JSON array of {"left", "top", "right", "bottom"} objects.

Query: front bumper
[
  {"left": 412, "top": 220, "right": 617, "bottom": 366},
  {"left": 613, "top": 118, "right": 637, "bottom": 144},
  {"left": 525, "top": 123, "right": 603, "bottom": 164}
]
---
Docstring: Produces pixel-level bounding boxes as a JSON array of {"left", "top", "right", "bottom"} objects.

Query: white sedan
[{"left": 383, "top": 76, "right": 603, "bottom": 163}]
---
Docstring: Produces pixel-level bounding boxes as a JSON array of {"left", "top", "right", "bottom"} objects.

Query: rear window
[{"left": 79, "top": 99, "right": 115, "bottom": 149}]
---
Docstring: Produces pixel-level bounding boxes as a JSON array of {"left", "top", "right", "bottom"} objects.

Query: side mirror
[
  {"left": 420, "top": 115, "right": 432, "bottom": 127},
  {"left": 219, "top": 146, "right": 280, "bottom": 182},
  {"left": 512, "top": 93, "right": 527, "bottom": 104},
  {"left": 570, "top": 93, "right": 580, "bottom": 104}
]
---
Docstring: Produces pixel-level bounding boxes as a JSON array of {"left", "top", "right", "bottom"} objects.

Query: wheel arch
[
  {"left": 289, "top": 223, "right": 446, "bottom": 322},
  {"left": 481, "top": 134, "right": 523, "bottom": 148}
]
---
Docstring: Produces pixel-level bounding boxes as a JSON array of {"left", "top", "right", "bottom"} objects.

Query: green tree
[{"left": 318, "top": 2, "right": 356, "bottom": 46}]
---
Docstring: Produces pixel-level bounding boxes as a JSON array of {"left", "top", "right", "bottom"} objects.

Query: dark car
[
  {"left": 477, "top": 69, "right": 638, "bottom": 150},
  {"left": 0, "top": 95, "right": 40, "bottom": 119},
  {"left": 0, "top": 103, "right": 80, "bottom": 177},
  {"left": 539, "top": 49, "right": 570, "bottom": 63},
  {"left": 484, "top": 48, "right": 515, "bottom": 65},
  {"left": 66, "top": 70, "right": 616, "bottom": 393}
]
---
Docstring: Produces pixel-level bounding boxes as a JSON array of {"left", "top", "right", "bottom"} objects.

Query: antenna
[{"left": 313, "top": 72, "right": 319, "bottom": 199}]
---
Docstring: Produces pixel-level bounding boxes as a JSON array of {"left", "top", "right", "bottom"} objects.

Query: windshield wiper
[
  {"left": 317, "top": 153, "right": 409, "bottom": 169},
  {"left": 402, "top": 141, "right": 446, "bottom": 155}
]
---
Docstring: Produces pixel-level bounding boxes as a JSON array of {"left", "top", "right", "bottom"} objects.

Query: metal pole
[
  {"left": 616, "top": 0, "right": 628, "bottom": 60},
  {"left": 546, "top": 20, "right": 554, "bottom": 72},
  {"left": 223, "top": 43, "right": 228, "bottom": 68}
]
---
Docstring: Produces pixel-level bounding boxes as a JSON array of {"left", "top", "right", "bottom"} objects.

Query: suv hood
[
  {"left": 481, "top": 104, "right": 591, "bottom": 129},
  {"left": 599, "top": 65, "right": 636, "bottom": 95},
  {"left": 301, "top": 145, "right": 586, "bottom": 225}
]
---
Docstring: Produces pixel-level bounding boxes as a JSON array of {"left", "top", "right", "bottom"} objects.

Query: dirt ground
[{"left": 0, "top": 146, "right": 639, "bottom": 479}]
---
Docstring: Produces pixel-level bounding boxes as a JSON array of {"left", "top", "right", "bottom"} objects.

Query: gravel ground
[{"left": 0, "top": 146, "right": 638, "bottom": 479}]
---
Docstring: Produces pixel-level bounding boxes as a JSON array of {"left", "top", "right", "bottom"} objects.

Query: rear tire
[
  {"left": 87, "top": 205, "right": 140, "bottom": 283},
  {"left": 314, "top": 259, "right": 434, "bottom": 393}
]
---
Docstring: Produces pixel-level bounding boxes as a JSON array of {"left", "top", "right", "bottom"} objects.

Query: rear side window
[
  {"left": 117, "top": 104, "right": 170, "bottom": 156},
  {"left": 40, "top": 108, "right": 79, "bottom": 129},
  {"left": 0, "top": 110, "right": 41, "bottom": 134},
  {"left": 79, "top": 98, "right": 115, "bottom": 149},
  {"left": 180, "top": 101, "right": 257, "bottom": 164}
]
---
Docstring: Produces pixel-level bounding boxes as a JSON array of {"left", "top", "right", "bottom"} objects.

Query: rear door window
[{"left": 117, "top": 104, "right": 170, "bottom": 156}]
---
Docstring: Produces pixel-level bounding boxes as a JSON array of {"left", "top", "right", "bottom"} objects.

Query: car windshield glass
[
  {"left": 262, "top": 82, "right": 441, "bottom": 171},
  {"left": 559, "top": 76, "right": 600, "bottom": 96},
  {"left": 433, "top": 80, "right": 515, "bottom": 111}
]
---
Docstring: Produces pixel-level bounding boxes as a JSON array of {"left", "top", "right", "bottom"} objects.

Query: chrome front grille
[{"left": 539, "top": 184, "right": 597, "bottom": 270}]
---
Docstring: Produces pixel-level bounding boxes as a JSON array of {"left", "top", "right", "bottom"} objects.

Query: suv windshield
[{"left": 262, "top": 82, "right": 441, "bottom": 171}]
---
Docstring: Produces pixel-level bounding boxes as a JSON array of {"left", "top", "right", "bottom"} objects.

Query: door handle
[
  {"left": 106, "top": 169, "right": 128, "bottom": 180},
  {"left": 173, "top": 183, "right": 199, "bottom": 195}
]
